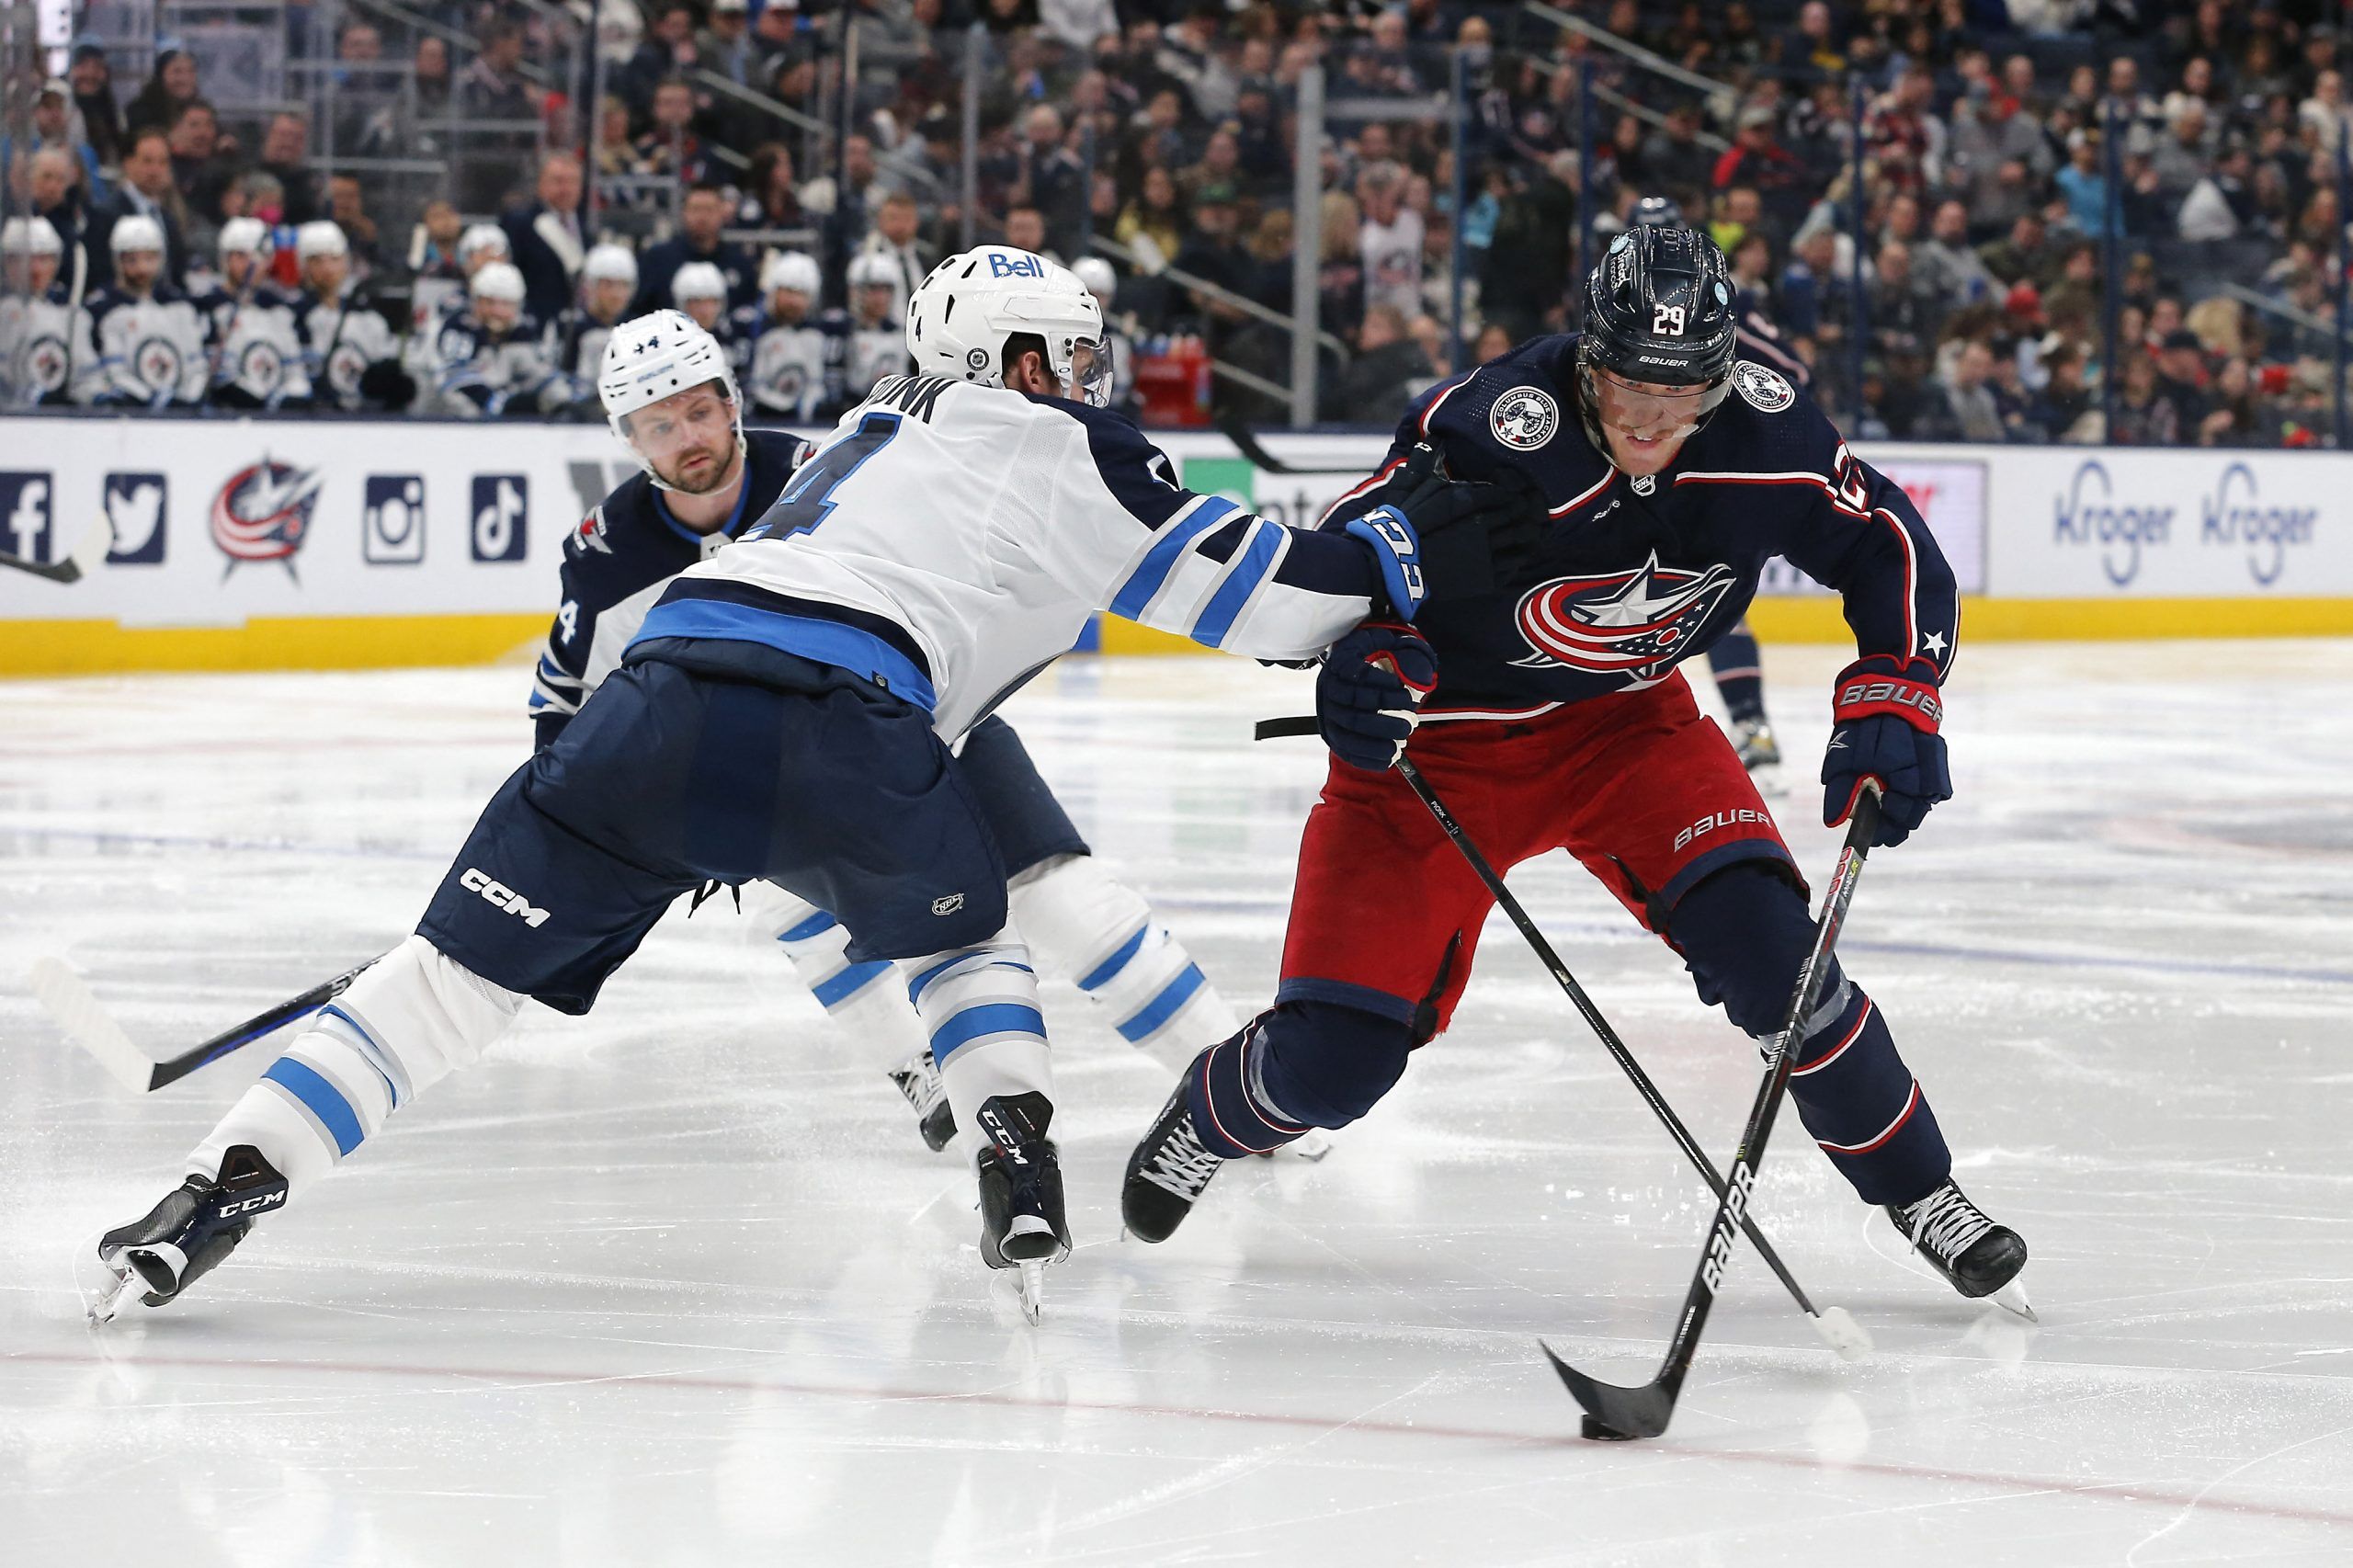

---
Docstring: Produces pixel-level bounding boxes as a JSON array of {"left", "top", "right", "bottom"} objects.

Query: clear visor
[
  {"left": 1062, "top": 335, "right": 1115, "bottom": 408},
  {"left": 1591, "top": 365, "right": 1727, "bottom": 441}
]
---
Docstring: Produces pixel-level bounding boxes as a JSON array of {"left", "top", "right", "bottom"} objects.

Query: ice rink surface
[{"left": 3, "top": 639, "right": 2350, "bottom": 1566}]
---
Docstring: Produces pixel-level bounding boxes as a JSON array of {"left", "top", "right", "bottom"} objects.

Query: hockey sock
[
  {"left": 1783, "top": 983, "right": 1951, "bottom": 1207},
  {"left": 749, "top": 884, "right": 931, "bottom": 1067},
  {"left": 1708, "top": 628, "right": 1768, "bottom": 725},
  {"left": 1009, "top": 853, "right": 1240, "bottom": 1067},
  {"left": 187, "top": 935, "right": 522, "bottom": 1199},
  {"left": 1186, "top": 1019, "right": 1313, "bottom": 1158},
  {"left": 901, "top": 928, "right": 1054, "bottom": 1163}
]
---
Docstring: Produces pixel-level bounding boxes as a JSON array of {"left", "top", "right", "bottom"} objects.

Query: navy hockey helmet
[
  {"left": 1575, "top": 224, "right": 1739, "bottom": 454},
  {"left": 1630, "top": 195, "right": 1684, "bottom": 228}
]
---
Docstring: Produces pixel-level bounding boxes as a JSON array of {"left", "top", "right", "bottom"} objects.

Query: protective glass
[
  {"left": 1063, "top": 335, "right": 1115, "bottom": 408},
  {"left": 1589, "top": 365, "right": 1728, "bottom": 441}
]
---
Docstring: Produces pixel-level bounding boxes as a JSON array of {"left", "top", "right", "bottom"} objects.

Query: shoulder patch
[
  {"left": 1489, "top": 385, "right": 1561, "bottom": 450},
  {"left": 1731, "top": 360, "right": 1795, "bottom": 413}
]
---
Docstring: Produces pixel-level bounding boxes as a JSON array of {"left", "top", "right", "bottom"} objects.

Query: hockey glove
[
  {"left": 1341, "top": 446, "right": 1548, "bottom": 616},
  {"left": 1822, "top": 654, "right": 1950, "bottom": 847},
  {"left": 1317, "top": 620, "right": 1438, "bottom": 772}
]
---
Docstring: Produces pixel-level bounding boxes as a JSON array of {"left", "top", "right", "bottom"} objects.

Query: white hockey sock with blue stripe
[
  {"left": 749, "top": 883, "right": 930, "bottom": 1067},
  {"left": 900, "top": 927, "right": 1053, "bottom": 1161},
  {"left": 1010, "top": 855, "right": 1240, "bottom": 1068},
  {"left": 186, "top": 935, "right": 521, "bottom": 1200}
]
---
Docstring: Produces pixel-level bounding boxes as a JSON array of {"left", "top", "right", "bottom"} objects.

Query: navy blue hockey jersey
[
  {"left": 529, "top": 427, "right": 815, "bottom": 745},
  {"left": 1333, "top": 335, "right": 1954, "bottom": 721}
]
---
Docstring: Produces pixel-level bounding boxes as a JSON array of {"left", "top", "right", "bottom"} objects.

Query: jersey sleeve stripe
[
  {"left": 1188, "top": 519, "right": 1288, "bottom": 648},
  {"left": 1416, "top": 373, "right": 1472, "bottom": 437},
  {"left": 1316, "top": 453, "right": 1407, "bottom": 529},
  {"left": 1107, "top": 494, "right": 1242, "bottom": 620},
  {"left": 1871, "top": 506, "right": 1921, "bottom": 660}
]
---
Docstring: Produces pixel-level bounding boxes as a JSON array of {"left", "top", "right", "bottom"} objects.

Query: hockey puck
[{"left": 1580, "top": 1415, "right": 1637, "bottom": 1442}]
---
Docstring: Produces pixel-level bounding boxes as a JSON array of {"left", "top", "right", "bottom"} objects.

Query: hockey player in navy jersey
[
  {"left": 529, "top": 310, "right": 1256, "bottom": 1151},
  {"left": 1121, "top": 225, "right": 2031, "bottom": 1313},
  {"left": 78, "top": 215, "right": 209, "bottom": 407},
  {"left": 85, "top": 245, "right": 1521, "bottom": 1323},
  {"left": 196, "top": 217, "right": 312, "bottom": 409}
]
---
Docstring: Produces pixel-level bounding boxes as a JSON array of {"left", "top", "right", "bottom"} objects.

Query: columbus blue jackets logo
[
  {"left": 1731, "top": 360, "right": 1794, "bottom": 413},
  {"left": 210, "top": 457, "right": 324, "bottom": 580},
  {"left": 1489, "top": 386, "right": 1559, "bottom": 450},
  {"left": 1513, "top": 551, "right": 1736, "bottom": 684}
]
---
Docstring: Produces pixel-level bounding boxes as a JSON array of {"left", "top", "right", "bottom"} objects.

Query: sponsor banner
[
  {"left": 1985, "top": 447, "right": 2349, "bottom": 597},
  {"left": 1757, "top": 449, "right": 1989, "bottom": 596}
]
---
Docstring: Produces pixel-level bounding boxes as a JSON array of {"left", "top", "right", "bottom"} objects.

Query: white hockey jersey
[
  {"left": 0, "top": 288, "right": 90, "bottom": 406},
  {"left": 635, "top": 376, "right": 1392, "bottom": 740},
  {"left": 427, "top": 306, "right": 558, "bottom": 417},
  {"left": 297, "top": 287, "right": 404, "bottom": 410},
  {"left": 196, "top": 284, "right": 313, "bottom": 407},
  {"left": 733, "top": 306, "right": 835, "bottom": 422},
  {"left": 838, "top": 319, "right": 909, "bottom": 413},
  {"left": 80, "top": 286, "right": 210, "bottom": 406}
]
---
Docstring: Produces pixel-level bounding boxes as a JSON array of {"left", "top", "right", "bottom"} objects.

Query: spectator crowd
[{"left": 5, "top": 0, "right": 2353, "bottom": 446}]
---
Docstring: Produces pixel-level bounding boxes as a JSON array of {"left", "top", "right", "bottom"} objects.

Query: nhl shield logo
[
  {"left": 210, "top": 457, "right": 324, "bottom": 581},
  {"left": 1489, "top": 386, "right": 1560, "bottom": 450},
  {"left": 1731, "top": 360, "right": 1795, "bottom": 413},
  {"left": 1514, "top": 551, "right": 1736, "bottom": 686}
]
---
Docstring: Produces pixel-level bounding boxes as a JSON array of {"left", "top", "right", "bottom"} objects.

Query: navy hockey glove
[
  {"left": 1318, "top": 620, "right": 1438, "bottom": 772},
  {"left": 1822, "top": 655, "right": 1950, "bottom": 847},
  {"left": 1342, "top": 446, "right": 1547, "bottom": 615}
]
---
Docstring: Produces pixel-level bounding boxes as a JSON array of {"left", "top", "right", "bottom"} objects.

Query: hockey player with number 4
[
  {"left": 529, "top": 307, "right": 1256, "bottom": 1152},
  {"left": 1121, "top": 224, "right": 2032, "bottom": 1317},
  {"left": 85, "top": 244, "right": 1523, "bottom": 1324}
]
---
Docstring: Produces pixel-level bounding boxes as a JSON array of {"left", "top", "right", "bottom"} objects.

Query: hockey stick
[
  {"left": 0, "top": 517, "right": 110, "bottom": 585},
  {"left": 1544, "top": 790, "right": 1883, "bottom": 1440},
  {"left": 1215, "top": 419, "right": 1381, "bottom": 476},
  {"left": 28, "top": 954, "right": 382, "bottom": 1094},
  {"left": 1254, "top": 717, "right": 1868, "bottom": 1361}
]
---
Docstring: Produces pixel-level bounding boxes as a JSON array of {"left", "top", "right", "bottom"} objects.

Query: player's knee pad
[
  {"left": 1189, "top": 999, "right": 1413, "bottom": 1157},
  {"left": 333, "top": 934, "right": 525, "bottom": 1089},
  {"left": 1666, "top": 862, "right": 1846, "bottom": 1040},
  {"left": 1009, "top": 853, "right": 1238, "bottom": 1057}
]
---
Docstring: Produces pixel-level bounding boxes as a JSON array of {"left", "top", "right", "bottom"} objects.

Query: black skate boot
[
  {"left": 887, "top": 1049, "right": 956, "bottom": 1153},
  {"left": 1887, "top": 1179, "right": 2034, "bottom": 1319},
  {"left": 974, "top": 1093, "right": 1069, "bottom": 1322},
  {"left": 1730, "top": 716, "right": 1787, "bottom": 796},
  {"left": 1120, "top": 1077, "right": 1227, "bottom": 1244},
  {"left": 85, "top": 1145, "right": 289, "bottom": 1324}
]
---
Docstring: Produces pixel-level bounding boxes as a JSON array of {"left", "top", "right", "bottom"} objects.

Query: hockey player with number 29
[
  {"left": 85, "top": 245, "right": 1525, "bottom": 1323},
  {"left": 1121, "top": 224, "right": 2032, "bottom": 1316}
]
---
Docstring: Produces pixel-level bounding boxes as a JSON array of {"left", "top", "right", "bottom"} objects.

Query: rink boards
[{"left": 4, "top": 415, "right": 2351, "bottom": 675}]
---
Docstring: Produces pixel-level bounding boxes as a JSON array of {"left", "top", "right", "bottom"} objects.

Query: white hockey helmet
[
  {"left": 597, "top": 307, "right": 743, "bottom": 489},
  {"left": 4, "top": 215, "right": 64, "bottom": 258},
  {"left": 1072, "top": 255, "right": 1117, "bottom": 307},
  {"left": 471, "top": 260, "right": 527, "bottom": 304},
  {"left": 219, "top": 216, "right": 270, "bottom": 259},
  {"left": 110, "top": 213, "right": 166, "bottom": 256},
  {"left": 671, "top": 260, "right": 728, "bottom": 303},
  {"left": 295, "top": 220, "right": 348, "bottom": 260},
  {"left": 459, "top": 222, "right": 510, "bottom": 266},
  {"left": 584, "top": 242, "right": 639, "bottom": 287},
  {"left": 905, "top": 245, "right": 1111, "bottom": 405},
  {"left": 761, "top": 249, "right": 821, "bottom": 297},
  {"left": 846, "top": 249, "right": 899, "bottom": 292}
]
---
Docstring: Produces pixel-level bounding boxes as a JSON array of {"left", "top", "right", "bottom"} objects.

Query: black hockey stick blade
[
  {"left": 1540, "top": 1343, "right": 1678, "bottom": 1440},
  {"left": 32, "top": 954, "right": 381, "bottom": 1094},
  {"left": 1215, "top": 419, "right": 1378, "bottom": 475},
  {"left": 1254, "top": 715, "right": 1317, "bottom": 741},
  {"left": 0, "top": 549, "right": 81, "bottom": 583}
]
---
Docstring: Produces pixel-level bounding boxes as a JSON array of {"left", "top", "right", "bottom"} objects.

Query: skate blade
[
  {"left": 76, "top": 1242, "right": 143, "bottom": 1328},
  {"left": 1017, "top": 1259, "right": 1044, "bottom": 1324},
  {"left": 1989, "top": 1278, "right": 2037, "bottom": 1323},
  {"left": 1284, "top": 1130, "right": 1333, "bottom": 1162}
]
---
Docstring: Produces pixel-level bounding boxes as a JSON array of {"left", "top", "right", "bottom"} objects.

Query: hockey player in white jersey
[
  {"left": 825, "top": 249, "right": 909, "bottom": 416},
  {"left": 532, "top": 308, "right": 1261, "bottom": 1152},
  {"left": 85, "top": 245, "right": 1524, "bottom": 1323},
  {"left": 429, "top": 260, "right": 562, "bottom": 417},
  {"left": 734, "top": 250, "right": 830, "bottom": 422},
  {"left": 293, "top": 222, "right": 412, "bottom": 412},
  {"left": 669, "top": 260, "right": 742, "bottom": 364},
  {"left": 549, "top": 242, "right": 638, "bottom": 392},
  {"left": 197, "top": 217, "right": 313, "bottom": 409},
  {"left": 1, "top": 216, "right": 90, "bottom": 407},
  {"left": 77, "top": 215, "right": 209, "bottom": 407}
]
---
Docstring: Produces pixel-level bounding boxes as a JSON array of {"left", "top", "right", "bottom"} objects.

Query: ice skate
[
  {"left": 82, "top": 1145, "right": 289, "bottom": 1324},
  {"left": 1730, "top": 716, "right": 1787, "bottom": 797},
  {"left": 887, "top": 1048, "right": 956, "bottom": 1153},
  {"left": 1120, "top": 1078, "right": 1228, "bottom": 1244},
  {"left": 974, "top": 1092, "right": 1069, "bottom": 1323},
  {"left": 1887, "top": 1179, "right": 2034, "bottom": 1320}
]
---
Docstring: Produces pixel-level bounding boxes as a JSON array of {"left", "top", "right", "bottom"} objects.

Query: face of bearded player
[
  {"left": 625, "top": 381, "right": 741, "bottom": 494},
  {"left": 1586, "top": 364, "right": 1721, "bottom": 476}
]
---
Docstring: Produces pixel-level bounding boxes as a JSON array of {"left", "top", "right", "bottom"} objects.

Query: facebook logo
[
  {"left": 104, "top": 473, "right": 168, "bottom": 564},
  {"left": 363, "top": 475, "right": 426, "bottom": 565},
  {"left": 0, "top": 472, "right": 53, "bottom": 564},
  {"left": 471, "top": 474, "right": 528, "bottom": 562}
]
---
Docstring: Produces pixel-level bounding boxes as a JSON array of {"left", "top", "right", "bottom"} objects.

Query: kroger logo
[
  {"left": 2052, "top": 460, "right": 2171, "bottom": 586},
  {"left": 2199, "top": 461, "right": 2317, "bottom": 587}
]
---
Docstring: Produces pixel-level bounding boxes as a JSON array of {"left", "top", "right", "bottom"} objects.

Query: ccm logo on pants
[{"left": 460, "top": 867, "right": 552, "bottom": 927}]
